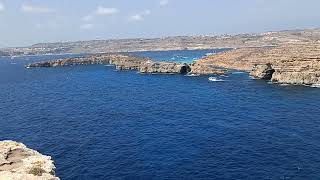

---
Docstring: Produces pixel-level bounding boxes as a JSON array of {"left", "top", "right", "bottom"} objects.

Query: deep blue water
[{"left": 0, "top": 50, "right": 320, "bottom": 180}]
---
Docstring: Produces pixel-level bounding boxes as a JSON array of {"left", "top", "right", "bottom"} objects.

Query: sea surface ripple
[{"left": 0, "top": 50, "right": 320, "bottom": 179}]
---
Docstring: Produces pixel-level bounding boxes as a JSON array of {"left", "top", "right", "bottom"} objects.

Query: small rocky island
[{"left": 0, "top": 141, "right": 59, "bottom": 180}]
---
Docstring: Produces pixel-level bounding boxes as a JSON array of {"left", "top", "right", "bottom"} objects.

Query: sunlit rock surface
[
  {"left": 196, "top": 43, "right": 320, "bottom": 86},
  {"left": 0, "top": 141, "right": 59, "bottom": 180}
]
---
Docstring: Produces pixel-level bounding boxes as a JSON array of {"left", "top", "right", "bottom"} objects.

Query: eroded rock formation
[
  {"left": 139, "top": 61, "right": 191, "bottom": 74},
  {"left": 250, "top": 64, "right": 275, "bottom": 80},
  {"left": 0, "top": 141, "right": 59, "bottom": 180}
]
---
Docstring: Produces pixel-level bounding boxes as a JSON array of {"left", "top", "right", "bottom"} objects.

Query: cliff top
[{"left": 0, "top": 140, "right": 59, "bottom": 180}]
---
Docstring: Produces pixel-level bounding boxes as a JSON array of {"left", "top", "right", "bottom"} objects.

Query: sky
[{"left": 0, "top": 0, "right": 320, "bottom": 47}]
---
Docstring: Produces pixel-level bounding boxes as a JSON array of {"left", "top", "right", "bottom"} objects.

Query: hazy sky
[{"left": 0, "top": 0, "right": 320, "bottom": 47}]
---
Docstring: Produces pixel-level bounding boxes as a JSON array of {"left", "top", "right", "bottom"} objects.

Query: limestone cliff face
[
  {"left": 0, "top": 141, "right": 59, "bottom": 180},
  {"left": 139, "top": 61, "right": 191, "bottom": 74},
  {"left": 250, "top": 64, "right": 275, "bottom": 80},
  {"left": 196, "top": 43, "right": 320, "bottom": 86},
  {"left": 190, "top": 63, "right": 227, "bottom": 75}
]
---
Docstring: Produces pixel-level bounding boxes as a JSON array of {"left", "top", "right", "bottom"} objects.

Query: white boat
[
  {"left": 205, "top": 52, "right": 216, "bottom": 56},
  {"left": 208, "top": 77, "right": 224, "bottom": 82},
  {"left": 186, "top": 73, "right": 200, "bottom": 77}
]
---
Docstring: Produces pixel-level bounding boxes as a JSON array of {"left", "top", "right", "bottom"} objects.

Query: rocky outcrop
[
  {"left": 190, "top": 63, "right": 227, "bottom": 75},
  {"left": 0, "top": 141, "right": 59, "bottom": 180},
  {"left": 250, "top": 63, "right": 275, "bottom": 80},
  {"left": 139, "top": 61, "right": 191, "bottom": 74}
]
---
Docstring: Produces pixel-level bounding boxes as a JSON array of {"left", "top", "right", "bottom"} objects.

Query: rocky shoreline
[
  {"left": 0, "top": 141, "right": 59, "bottom": 180},
  {"left": 26, "top": 54, "right": 226, "bottom": 75}
]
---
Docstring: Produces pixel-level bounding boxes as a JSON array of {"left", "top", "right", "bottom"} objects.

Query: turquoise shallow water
[
  {"left": 0, "top": 50, "right": 320, "bottom": 179},
  {"left": 126, "top": 49, "right": 230, "bottom": 63}
]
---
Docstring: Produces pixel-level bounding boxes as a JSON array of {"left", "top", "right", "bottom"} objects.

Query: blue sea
[{"left": 1, "top": 49, "right": 320, "bottom": 180}]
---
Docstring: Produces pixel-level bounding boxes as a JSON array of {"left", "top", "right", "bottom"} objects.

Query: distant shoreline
[{"left": 1, "top": 48, "right": 234, "bottom": 59}]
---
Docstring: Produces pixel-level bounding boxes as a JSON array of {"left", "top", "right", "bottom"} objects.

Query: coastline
[{"left": 24, "top": 45, "right": 320, "bottom": 88}]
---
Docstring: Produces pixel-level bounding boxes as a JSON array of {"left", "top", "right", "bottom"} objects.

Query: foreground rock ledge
[{"left": 0, "top": 141, "right": 59, "bottom": 180}]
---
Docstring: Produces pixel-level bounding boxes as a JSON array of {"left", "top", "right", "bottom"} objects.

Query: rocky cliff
[
  {"left": 196, "top": 42, "right": 320, "bottom": 86},
  {"left": 0, "top": 141, "right": 59, "bottom": 180},
  {"left": 139, "top": 61, "right": 191, "bottom": 74},
  {"left": 250, "top": 64, "right": 275, "bottom": 80},
  {"left": 189, "top": 63, "right": 227, "bottom": 75}
]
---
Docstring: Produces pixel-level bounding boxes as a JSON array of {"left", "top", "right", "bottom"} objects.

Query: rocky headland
[
  {"left": 139, "top": 61, "right": 191, "bottom": 74},
  {"left": 195, "top": 42, "right": 320, "bottom": 86},
  {"left": 26, "top": 54, "right": 201, "bottom": 75},
  {"left": 0, "top": 141, "right": 59, "bottom": 180},
  {"left": 26, "top": 54, "right": 150, "bottom": 70}
]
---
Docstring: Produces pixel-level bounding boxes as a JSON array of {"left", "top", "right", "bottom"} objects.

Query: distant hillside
[{"left": 1, "top": 28, "right": 320, "bottom": 57}]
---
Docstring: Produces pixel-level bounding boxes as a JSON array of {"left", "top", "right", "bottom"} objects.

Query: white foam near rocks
[
  {"left": 311, "top": 84, "right": 320, "bottom": 88},
  {"left": 220, "top": 74, "right": 229, "bottom": 77}
]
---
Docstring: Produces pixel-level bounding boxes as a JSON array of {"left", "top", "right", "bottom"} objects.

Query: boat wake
[{"left": 232, "top": 71, "right": 245, "bottom": 74}]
